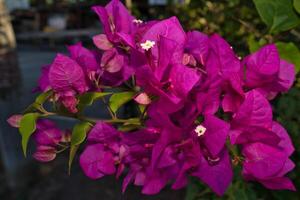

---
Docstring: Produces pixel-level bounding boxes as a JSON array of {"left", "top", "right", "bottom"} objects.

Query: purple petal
[
  {"left": 276, "top": 59, "right": 296, "bottom": 92},
  {"left": 134, "top": 171, "right": 146, "bottom": 186},
  {"left": 93, "top": 34, "right": 113, "bottom": 50},
  {"left": 231, "top": 126, "right": 280, "bottom": 146},
  {"left": 116, "top": 32, "right": 136, "bottom": 48},
  {"left": 68, "top": 42, "right": 100, "bottom": 74},
  {"left": 49, "top": 54, "right": 88, "bottom": 94},
  {"left": 79, "top": 144, "right": 115, "bottom": 179},
  {"left": 192, "top": 150, "right": 233, "bottom": 196},
  {"left": 109, "top": 0, "right": 134, "bottom": 34},
  {"left": 202, "top": 115, "right": 230, "bottom": 157},
  {"left": 141, "top": 17, "right": 186, "bottom": 64},
  {"left": 155, "top": 36, "right": 178, "bottom": 81},
  {"left": 33, "top": 145, "right": 57, "bottom": 162},
  {"left": 169, "top": 64, "right": 200, "bottom": 98},
  {"left": 208, "top": 34, "right": 240, "bottom": 74},
  {"left": 277, "top": 158, "right": 295, "bottom": 177},
  {"left": 92, "top": 0, "right": 134, "bottom": 42},
  {"left": 185, "top": 31, "right": 209, "bottom": 65},
  {"left": 33, "top": 127, "right": 62, "bottom": 146},
  {"left": 101, "top": 48, "right": 124, "bottom": 73},
  {"left": 243, "top": 44, "right": 280, "bottom": 88},
  {"left": 272, "top": 121, "right": 295, "bottom": 156},
  {"left": 92, "top": 6, "right": 113, "bottom": 40},
  {"left": 222, "top": 73, "right": 245, "bottom": 113},
  {"left": 142, "top": 169, "right": 169, "bottom": 195},
  {"left": 97, "top": 152, "right": 116, "bottom": 174},
  {"left": 36, "top": 119, "right": 57, "bottom": 130},
  {"left": 260, "top": 177, "right": 296, "bottom": 191},
  {"left": 242, "top": 142, "right": 287, "bottom": 179},
  {"left": 231, "top": 89, "right": 273, "bottom": 130},
  {"left": 157, "top": 146, "right": 177, "bottom": 168},
  {"left": 60, "top": 95, "right": 79, "bottom": 113},
  {"left": 196, "top": 86, "right": 221, "bottom": 115},
  {"left": 151, "top": 126, "right": 181, "bottom": 168},
  {"left": 122, "top": 171, "right": 135, "bottom": 193},
  {"left": 88, "top": 121, "right": 120, "bottom": 143},
  {"left": 38, "top": 65, "right": 51, "bottom": 92}
]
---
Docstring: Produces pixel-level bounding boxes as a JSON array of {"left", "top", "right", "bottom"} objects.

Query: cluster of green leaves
[
  {"left": 136, "top": 0, "right": 300, "bottom": 199},
  {"left": 17, "top": 88, "right": 140, "bottom": 173}
]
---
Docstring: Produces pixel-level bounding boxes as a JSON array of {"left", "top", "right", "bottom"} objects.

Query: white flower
[
  {"left": 133, "top": 19, "right": 143, "bottom": 24},
  {"left": 195, "top": 125, "right": 206, "bottom": 137},
  {"left": 140, "top": 40, "right": 155, "bottom": 51}
]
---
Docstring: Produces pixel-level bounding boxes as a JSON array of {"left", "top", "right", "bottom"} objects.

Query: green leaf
[
  {"left": 118, "top": 124, "right": 141, "bottom": 132},
  {"left": 35, "top": 90, "right": 53, "bottom": 105},
  {"left": 109, "top": 91, "right": 135, "bottom": 113},
  {"left": 247, "top": 35, "right": 261, "bottom": 53},
  {"left": 19, "top": 113, "right": 40, "bottom": 156},
  {"left": 68, "top": 122, "right": 92, "bottom": 173},
  {"left": 77, "top": 92, "right": 111, "bottom": 111},
  {"left": 294, "top": 0, "right": 300, "bottom": 14},
  {"left": 276, "top": 42, "right": 300, "bottom": 73},
  {"left": 138, "top": 104, "right": 146, "bottom": 114},
  {"left": 68, "top": 145, "right": 79, "bottom": 175},
  {"left": 71, "top": 122, "right": 92, "bottom": 146},
  {"left": 23, "top": 91, "right": 52, "bottom": 113},
  {"left": 253, "top": 0, "right": 300, "bottom": 33}
]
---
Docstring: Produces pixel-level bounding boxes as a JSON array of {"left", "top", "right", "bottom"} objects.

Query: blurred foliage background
[{"left": 131, "top": 0, "right": 300, "bottom": 199}]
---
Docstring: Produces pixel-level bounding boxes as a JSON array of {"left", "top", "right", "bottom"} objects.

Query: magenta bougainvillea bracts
[{"left": 8, "top": 0, "right": 296, "bottom": 196}]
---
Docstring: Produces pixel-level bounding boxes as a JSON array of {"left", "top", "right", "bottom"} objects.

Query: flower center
[
  {"left": 195, "top": 125, "right": 206, "bottom": 137},
  {"left": 162, "top": 80, "right": 173, "bottom": 91},
  {"left": 141, "top": 40, "right": 155, "bottom": 51}
]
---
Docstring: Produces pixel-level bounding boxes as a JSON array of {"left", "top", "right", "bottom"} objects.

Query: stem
[
  {"left": 56, "top": 146, "right": 69, "bottom": 154},
  {"left": 76, "top": 115, "right": 140, "bottom": 124},
  {"left": 104, "top": 118, "right": 138, "bottom": 123},
  {"left": 38, "top": 106, "right": 55, "bottom": 116},
  {"left": 37, "top": 102, "right": 140, "bottom": 125},
  {"left": 131, "top": 75, "right": 136, "bottom": 88},
  {"left": 125, "top": 0, "right": 132, "bottom": 13},
  {"left": 40, "top": 109, "right": 138, "bottom": 125},
  {"left": 291, "top": 29, "right": 300, "bottom": 40},
  {"left": 196, "top": 188, "right": 211, "bottom": 197}
]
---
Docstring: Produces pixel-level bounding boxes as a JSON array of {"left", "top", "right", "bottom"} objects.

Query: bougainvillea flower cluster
[{"left": 8, "top": 0, "right": 296, "bottom": 196}]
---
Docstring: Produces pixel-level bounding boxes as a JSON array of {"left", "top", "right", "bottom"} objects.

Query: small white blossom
[
  {"left": 133, "top": 19, "right": 143, "bottom": 24},
  {"left": 195, "top": 125, "right": 206, "bottom": 137},
  {"left": 141, "top": 40, "right": 155, "bottom": 51}
]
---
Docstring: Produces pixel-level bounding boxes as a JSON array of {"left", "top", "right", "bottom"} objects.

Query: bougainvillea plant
[{"left": 7, "top": 0, "right": 297, "bottom": 196}]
